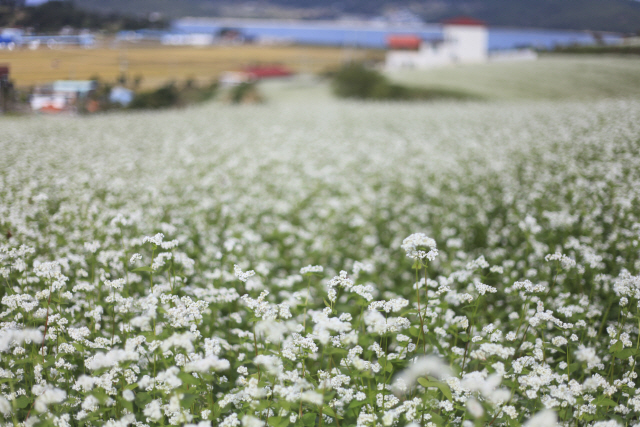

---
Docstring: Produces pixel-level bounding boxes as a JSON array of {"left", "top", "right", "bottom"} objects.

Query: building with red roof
[
  {"left": 386, "top": 16, "right": 489, "bottom": 70},
  {"left": 441, "top": 17, "right": 487, "bottom": 27}
]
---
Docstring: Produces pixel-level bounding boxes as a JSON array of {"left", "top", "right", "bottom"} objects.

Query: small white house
[
  {"left": 161, "top": 33, "right": 214, "bottom": 46},
  {"left": 385, "top": 17, "right": 489, "bottom": 70}
]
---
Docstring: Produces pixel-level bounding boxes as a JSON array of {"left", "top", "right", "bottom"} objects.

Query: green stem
[{"left": 415, "top": 267, "right": 426, "bottom": 353}]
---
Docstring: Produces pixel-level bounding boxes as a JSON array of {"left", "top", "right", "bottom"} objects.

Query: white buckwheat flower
[
  {"left": 401, "top": 233, "right": 438, "bottom": 261},
  {"left": 234, "top": 265, "right": 256, "bottom": 282},
  {"left": 300, "top": 265, "right": 323, "bottom": 275}
]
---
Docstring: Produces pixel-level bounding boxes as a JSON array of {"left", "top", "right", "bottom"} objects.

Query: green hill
[{"left": 73, "top": 0, "right": 640, "bottom": 33}]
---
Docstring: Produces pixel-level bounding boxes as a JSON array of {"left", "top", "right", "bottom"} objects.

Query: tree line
[{"left": 0, "top": 0, "right": 167, "bottom": 32}]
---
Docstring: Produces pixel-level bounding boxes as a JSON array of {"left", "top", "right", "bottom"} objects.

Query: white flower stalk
[
  {"left": 300, "top": 265, "right": 323, "bottom": 275},
  {"left": 142, "top": 233, "right": 164, "bottom": 246},
  {"left": 0, "top": 329, "right": 43, "bottom": 352},
  {"left": 301, "top": 390, "right": 323, "bottom": 405},
  {"left": 401, "top": 233, "right": 438, "bottom": 261},
  {"left": 523, "top": 409, "right": 558, "bottom": 427},
  {"left": 234, "top": 265, "right": 256, "bottom": 282},
  {"left": 33, "top": 386, "right": 67, "bottom": 413},
  {"left": 393, "top": 356, "right": 452, "bottom": 392},
  {"left": 242, "top": 415, "right": 265, "bottom": 427},
  {"left": 184, "top": 356, "right": 230, "bottom": 373}
]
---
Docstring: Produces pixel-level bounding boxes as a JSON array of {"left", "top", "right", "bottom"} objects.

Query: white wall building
[
  {"left": 386, "top": 17, "right": 489, "bottom": 70},
  {"left": 161, "top": 33, "right": 214, "bottom": 46}
]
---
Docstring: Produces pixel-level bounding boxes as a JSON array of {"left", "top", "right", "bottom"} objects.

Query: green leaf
[
  {"left": 323, "top": 298, "right": 331, "bottom": 308},
  {"left": 92, "top": 390, "right": 110, "bottom": 404},
  {"left": 568, "top": 362, "right": 582, "bottom": 374},
  {"left": 268, "top": 416, "right": 284, "bottom": 427},
  {"left": 609, "top": 341, "right": 623, "bottom": 353},
  {"left": 14, "top": 396, "right": 30, "bottom": 409},
  {"left": 181, "top": 393, "right": 198, "bottom": 408},
  {"left": 417, "top": 377, "right": 431, "bottom": 388},
  {"left": 256, "top": 400, "right": 270, "bottom": 411},
  {"left": 135, "top": 392, "right": 151, "bottom": 406},
  {"left": 277, "top": 418, "right": 289, "bottom": 427},
  {"left": 458, "top": 333, "right": 469, "bottom": 343},
  {"left": 430, "top": 413, "right": 445, "bottom": 426},
  {"left": 323, "top": 406, "right": 338, "bottom": 418},
  {"left": 409, "top": 326, "right": 420, "bottom": 337},
  {"left": 437, "top": 383, "right": 453, "bottom": 401},
  {"left": 614, "top": 348, "right": 636, "bottom": 359},
  {"left": 132, "top": 266, "right": 153, "bottom": 272},
  {"left": 121, "top": 399, "right": 134, "bottom": 413},
  {"left": 547, "top": 345, "right": 566, "bottom": 354},
  {"left": 302, "top": 413, "right": 316, "bottom": 426},
  {"left": 417, "top": 378, "right": 453, "bottom": 401},
  {"left": 179, "top": 372, "right": 200, "bottom": 385},
  {"left": 400, "top": 308, "right": 418, "bottom": 317},
  {"left": 502, "top": 379, "right": 517, "bottom": 388},
  {"left": 593, "top": 396, "right": 617, "bottom": 407},
  {"left": 348, "top": 399, "right": 367, "bottom": 409}
]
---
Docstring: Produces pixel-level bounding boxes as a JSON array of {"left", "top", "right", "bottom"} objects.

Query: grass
[
  {"left": 385, "top": 54, "right": 640, "bottom": 101},
  {"left": 0, "top": 42, "right": 383, "bottom": 89}
]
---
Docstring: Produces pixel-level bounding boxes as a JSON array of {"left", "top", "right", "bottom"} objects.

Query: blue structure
[
  {"left": 109, "top": 86, "right": 134, "bottom": 107},
  {"left": 0, "top": 28, "right": 95, "bottom": 49},
  {"left": 172, "top": 18, "right": 622, "bottom": 50}
]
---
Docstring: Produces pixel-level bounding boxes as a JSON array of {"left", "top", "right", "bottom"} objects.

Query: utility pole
[{"left": 0, "top": 66, "right": 8, "bottom": 115}]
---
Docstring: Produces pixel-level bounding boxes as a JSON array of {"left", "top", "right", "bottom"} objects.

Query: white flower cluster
[
  {"left": 1, "top": 85, "right": 639, "bottom": 427},
  {"left": 401, "top": 233, "right": 438, "bottom": 261},
  {"left": 300, "top": 265, "right": 323, "bottom": 275}
]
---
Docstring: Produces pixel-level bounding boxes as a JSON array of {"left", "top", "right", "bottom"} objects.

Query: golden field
[{"left": 0, "top": 42, "right": 383, "bottom": 89}]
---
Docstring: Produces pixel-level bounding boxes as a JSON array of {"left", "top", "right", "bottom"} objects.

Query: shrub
[
  {"left": 332, "top": 62, "right": 479, "bottom": 101},
  {"left": 228, "top": 82, "right": 263, "bottom": 104},
  {"left": 129, "top": 83, "right": 180, "bottom": 110}
]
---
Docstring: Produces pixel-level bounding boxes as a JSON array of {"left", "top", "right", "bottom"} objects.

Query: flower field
[{"left": 1, "top": 90, "right": 640, "bottom": 427}]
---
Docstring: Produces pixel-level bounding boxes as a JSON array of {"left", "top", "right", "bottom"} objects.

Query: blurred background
[{"left": 0, "top": 0, "right": 639, "bottom": 113}]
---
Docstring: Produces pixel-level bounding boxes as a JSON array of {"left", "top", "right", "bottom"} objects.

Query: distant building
[
  {"left": 244, "top": 65, "right": 293, "bottom": 79},
  {"left": 161, "top": 33, "right": 214, "bottom": 46},
  {"left": 0, "top": 28, "right": 21, "bottom": 50},
  {"left": 219, "top": 65, "right": 294, "bottom": 87},
  {"left": 385, "top": 17, "right": 489, "bottom": 70},
  {"left": 109, "top": 86, "right": 134, "bottom": 107},
  {"left": 219, "top": 71, "right": 252, "bottom": 87},
  {"left": 30, "top": 80, "right": 97, "bottom": 113}
]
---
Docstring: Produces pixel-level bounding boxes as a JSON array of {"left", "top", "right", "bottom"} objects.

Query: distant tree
[
  {"left": 0, "top": 0, "right": 25, "bottom": 9},
  {"left": 129, "top": 82, "right": 180, "bottom": 110},
  {"left": 2, "top": 0, "right": 168, "bottom": 32},
  {"left": 331, "top": 63, "right": 387, "bottom": 99},
  {"left": 331, "top": 62, "right": 478, "bottom": 101}
]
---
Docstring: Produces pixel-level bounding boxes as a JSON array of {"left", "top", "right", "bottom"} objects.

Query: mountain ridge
[{"left": 74, "top": 0, "right": 640, "bottom": 33}]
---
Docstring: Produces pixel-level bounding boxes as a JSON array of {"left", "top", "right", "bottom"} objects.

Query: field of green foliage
[
  {"left": 1, "top": 56, "right": 640, "bottom": 427},
  {"left": 386, "top": 55, "right": 640, "bottom": 101}
]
